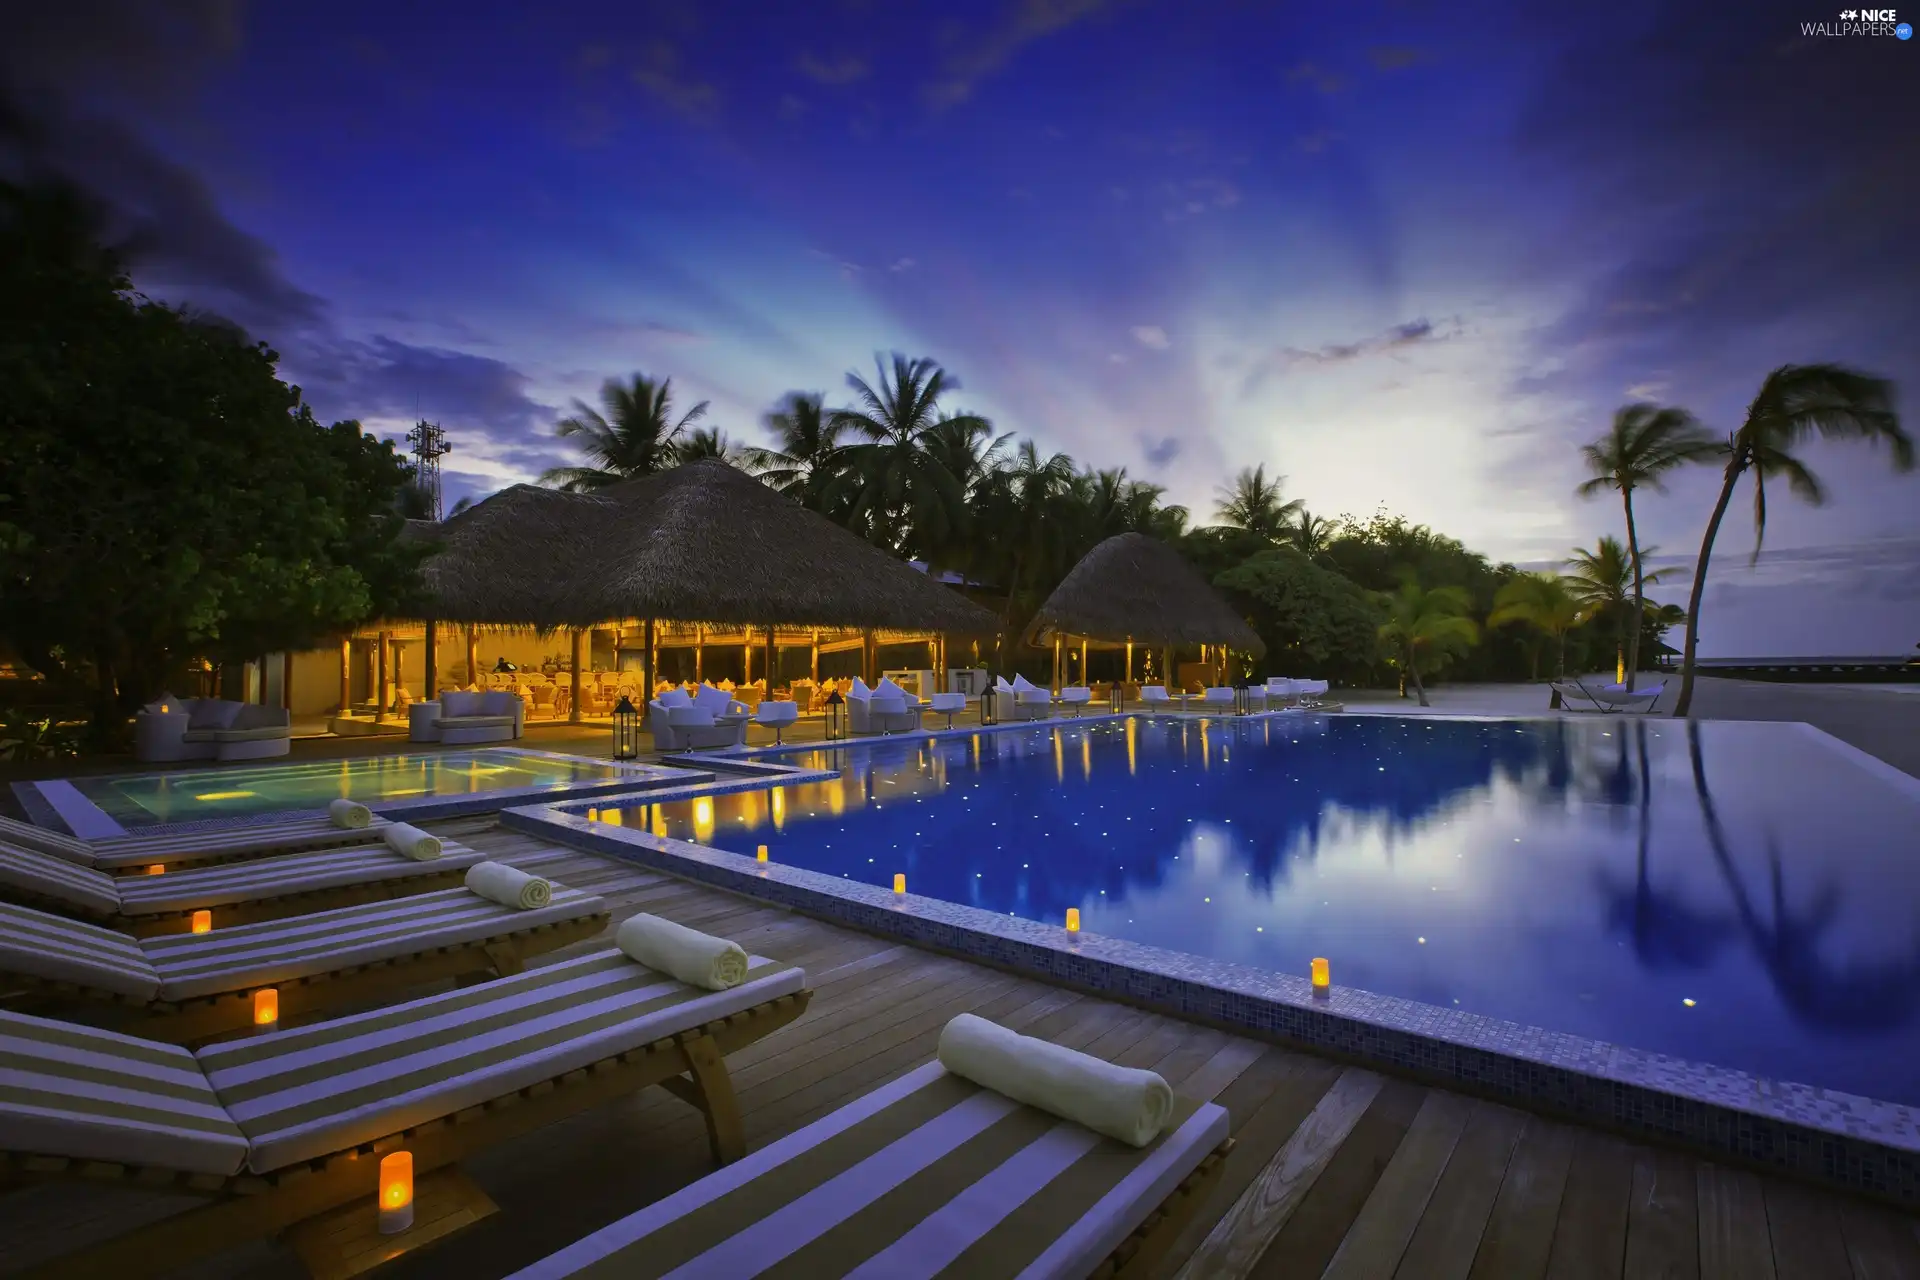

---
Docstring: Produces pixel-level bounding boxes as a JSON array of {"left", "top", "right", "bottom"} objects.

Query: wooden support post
[
  {"left": 695, "top": 626, "right": 704, "bottom": 685},
  {"left": 810, "top": 630, "right": 819, "bottom": 684},
  {"left": 466, "top": 625, "right": 479, "bottom": 690},
  {"left": 282, "top": 650, "right": 295, "bottom": 712},
  {"left": 569, "top": 629, "right": 584, "bottom": 724},
  {"left": 374, "top": 631, "right": 390, "bottom": 723},
  {"left": 423, "top": 619, "right": 438, "bottom": 702},
  {"left": 338, "top": 638, "right": 351, "bottom": 714},
  {"left": 1126, "top": 640, "right": 1134, "bottom": 684},
  {"left": 1080, "top": 637, "right": 1088, "bottom": 686},
  {"left": 743, "top": 628, "right": 753, "bottom": 686},
  {"left": 765, "top": 626, "right": 776, "bottom": 693},
  {"left": 645, "top": 617, "right": 656, "bottom": 693},
  {"left": 1052, "top": 633, "right": 1063, "bottom": 694}
]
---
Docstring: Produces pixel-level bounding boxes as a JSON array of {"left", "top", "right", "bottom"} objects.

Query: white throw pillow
[
  {"left": 849, "top": 676, "right": 871, "bottom": 698},
  {"left": 875, "top": 678, "right": 907, "bottom": 698},
  {"left": 1011, "top": 674, "right": 1037, "bottom": 692},
  {"left": 692, "top": 683, "right": 733, "bottom": 714},
  {"left": 186, "top": 699, "right": 244, "bottom": 730},
  {"left": 657, "top": 688, "right": 692, "bottom": 709},
  {"left": 441, "top": 690, "right": 482, "bottom": 717}
]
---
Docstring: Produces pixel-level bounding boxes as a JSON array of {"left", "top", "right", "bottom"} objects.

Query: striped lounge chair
[
  {"left": 2, "top": 950, "right": 812, "bottom": 1279},
  {"left": 0, "top": 811, "right": 401, "bottom": 873},
  {"left": 511, "top": 1059, "right": 1233, "bottom": 1280},
  {"left": 0, "top": 837, "right": 487, "bottom": 936},
  {"left": 0, "top": 886, "right": 610, "bottom": 1043}
]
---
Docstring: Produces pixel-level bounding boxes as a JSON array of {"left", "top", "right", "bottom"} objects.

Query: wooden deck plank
[
  {"left": 1466, "top": 1117, "right": 1578, "bottom": 1280},
  {"left": 1621, "top": 1148, "right": 1701, "bottom": 1280},
  {"left": 1394, "top": 1100, "right": 1530, "bottom": 1280},
  {"left": 1699, "top": 1164, "right": 1780, "bottom": 1280},
  {"left": 1838, "top": 1200, "right": 1920, "bottom": 1280},
  {"left": 1764, "top": 1182, "right": 1856, "bottom": 1280},
  {"left": 1544, "top": 1130, "right": 1636, "bottom": 1280},
  {"left": 1323, "top": 1089, "right": 1473, "bottom": 1280}
]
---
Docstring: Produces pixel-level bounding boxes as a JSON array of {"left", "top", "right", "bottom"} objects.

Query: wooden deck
[{"left": 6, "top": 817, "right": 1920, "bottom": 1279}]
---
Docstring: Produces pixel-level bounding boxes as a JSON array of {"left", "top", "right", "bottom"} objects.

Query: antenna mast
[{"left": 405, "top": 419, "right": 454, "bottom": 520}]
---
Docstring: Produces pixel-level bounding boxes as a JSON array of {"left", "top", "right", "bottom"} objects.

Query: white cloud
[
  {"left": 888, "top": 257, "right": 917, "bottom": 273},
  {"left": 1131, "top": 325, "right": 1170, "bottom": 350}
]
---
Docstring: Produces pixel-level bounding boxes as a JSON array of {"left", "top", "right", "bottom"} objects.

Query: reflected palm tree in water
[
  {"left": 1688, "top": 722, "right": 1920, "bottom": 1032},
  {"left": 1593, "top": 721, "right": 1735, "bottom": 969}
]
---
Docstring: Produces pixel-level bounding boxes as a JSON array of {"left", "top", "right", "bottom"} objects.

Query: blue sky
[{"left": 7, "top": 0, "right": 1919, "bottom": 654}]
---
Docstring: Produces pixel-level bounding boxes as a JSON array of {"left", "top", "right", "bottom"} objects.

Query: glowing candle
[
  {"left": 893, "top": 873, "right": 906, "bottom": 895},
  {"left": 377, "top": 1150, "right": 415, "bottom": 1234},
  {"left": 1066, "top": 908, "right": 1080, "bottom": 933},
  {"left": 253, "top": 987, "right": 279, "bottom": 1028},
  {"left": 147, "top": 864, "right": 165, "bottom": 876},
  {"left": 1310, "top": 957, "right": 1330, "bottom": 996},
  {"left": 190, "top": 909, "right": 212, "bottom": 934},
  {"left": 756, "top": 845, "right": 768, "bottom": 863}
]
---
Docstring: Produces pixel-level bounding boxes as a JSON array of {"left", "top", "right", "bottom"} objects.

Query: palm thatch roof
[
  {"left": 418, "top": 460, "right": 999, "bottom": 633},
  {"left": 1027, "top": 532, "right": 1266, "bottom": 655}
]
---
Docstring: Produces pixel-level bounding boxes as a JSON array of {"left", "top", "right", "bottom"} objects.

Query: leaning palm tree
[
  {"left": 1674, "top": 365, "right": 1913, "bottom": 715},
  {"left": 1285, "top": 507, "right": 1339, "bottom": 557},
  {"left": 539, "top": 373, "right": 708, "bottom": 491},
  {"left": 1213, "top": 464, "right": 1305, "bottom": 541},
  {"left": 831, "top": 354, "right": 986, "bottom": 553},
  {"left": 1564, "top": 536, "right": 1670, "bottom": 684},
  {"left": 1576, "top": 404, "right": 1717, "bottom": 690},
  {"left": 743, "top": 392, "right": 848, "bottom": 513},
  {"left": 1489, "top": 572, "right": 1582, "bottom": 680},
  {"left": 1376, "top": 575, "right": 1479, "bottom": 707}
]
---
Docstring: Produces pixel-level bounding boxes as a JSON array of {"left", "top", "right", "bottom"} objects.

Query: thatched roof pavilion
[
  {"left": 1028, "top": 532, "right": 1265, "bottom": 657},
  {"left": 418, "top": 460, "right": 998, "bottom": 635}
]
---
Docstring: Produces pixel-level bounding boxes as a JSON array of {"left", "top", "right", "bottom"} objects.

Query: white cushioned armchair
[
  {"left": 135, "top": 697, "right": 292, "bottom": 763},
  {"left": 410, "top": 690, "right": 525, "bottom": 744}
]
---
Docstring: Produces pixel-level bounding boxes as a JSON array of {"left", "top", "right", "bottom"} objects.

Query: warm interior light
[
  {"left": 756, "top": 844, "right": 768, "bottom": 863},
  {"left": 158, "top": 703, "right": 170, "bottom": 713},
  {"left": 190, "top": 909, "right": 212, "bottom": 934},
  {"left": 378, "top": 1150, "right": 415, "bottom": 1234},
  {"left": 147, "top": 864, "right": 165, "bottom": 876},
  {"left": 253, "top": 987, "right": 279, "bottom": 1026},
  {"left": 893, "top": 873, "right": 906, "bottom": 894},
  {"left": 1310, "top": 957, "right": 1330, "bottom": 993},
  {"left": 1066, "top": 908, "right": 1080, "bottom": 933},
  {"left": 194, "top": 790, "right": 257, "bottom": 802}
]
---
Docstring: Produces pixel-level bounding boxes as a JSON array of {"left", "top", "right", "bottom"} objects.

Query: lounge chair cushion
[
  {"left": 80, "top": 815, "right": 396, "bottom": 874},
  {"left": 0, "top": 900, "right": 161, "bottom": 1000},
  {"left": 440, "top": 690, "right": 484, "bottom": 717},
  {"left": 0, "top": 842, "right": 123, "bottom": 917},
  {"left": 143, "top": 884, "right": 606, "bottom": 1001},
  {"left": 109, "top": 841, "right": 485, "bottom": 916},
  {"left": 0, "top": 813, "right": 95, "bottom": 866},
  {"left": 0, "top": 1009, "right": 250, "bottom": 1176},
  {"left": 198, "top": 950, "right": 806, "bottom": 1173},
  {"left": 508, "top": 1059, "right": 1230, "bottom": 1280}
]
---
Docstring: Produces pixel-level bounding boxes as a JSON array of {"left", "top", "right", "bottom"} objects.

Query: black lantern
[
  {"left": 612, "top": 695, "right": 642, "bottom": 761},
  {"left": 824, "top": 690, "right": 845, "bottom": 741},
  {"left": 979, "top": 687, "right": 998, "bottom": 726}
]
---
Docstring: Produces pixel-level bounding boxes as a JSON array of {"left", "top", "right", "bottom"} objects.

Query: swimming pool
[
  {"left": 65, "top": 748, "right": 644, "bottom": 828},
  {"left": 591, "top": 715, "right": 1920, "bottom": 1106}
]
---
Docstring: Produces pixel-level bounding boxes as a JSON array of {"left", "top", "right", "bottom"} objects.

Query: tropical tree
[
  {"left": 1376, "top": 576, "right": 1480, "bottom": 706},
  {"left": 675, "top": 426, "right": 742, "bottom": 465},
  {"left": 1576, "top": 404, "right": 1717, "bottom": 690},
  {"left": 1564, "top": 535, "right": 1670, "bottom": 683},
  {"left": 1285, "top": 507, "right": 1338, "bottom": 557},
  {"left": 1213, "top": 465, "right": 1304, "bottom": 541},
  {"left": 1674, "top": 365, "right": 1913, "bottom": 715},
  {"left": 540, "top": 374, "right": 708, "bottom": 491},
  {"left": 832, "top": 354, "right": 985, "bottom": 554},
  {"left": 1489, "top": 572, "right": 1582, "bottom": 680},
  {"left": 743, "top": 392, "right": 848, "bottom": 513},
  {"left": 975, "top": 439, "right": 1077, "bottom": 627},
  {"left": 1215, "top": 548, "right": 1385, "bottom": 682}
]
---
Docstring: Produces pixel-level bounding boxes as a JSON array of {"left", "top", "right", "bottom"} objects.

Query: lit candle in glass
[
  {"left": 756, "top": 844, "right": 768, "bottom": 863},
  {"left": 893, "top": 873, "right": 906, "bottom": 895},
  {"left": 253, "top": 987, "right": 279, "bottom": 1028},
  {"left": 190, "top": 909, "right": 212, "bottom": 934},
  {"left": 377, "top": 1150, "right": 415, "bottom": 1234},
  {"left": 1066, "top": 908, "right": 1080, "bottom": 933},
  {"left": 147, "top": 864, "right": 165, "bottom": 876},
  {"left": 1310, "top": 957, "right": 1330, "bottom": 996}
]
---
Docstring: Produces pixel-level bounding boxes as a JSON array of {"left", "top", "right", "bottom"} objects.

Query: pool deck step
[{"left": 5, "top": 817, "right": 1917, "bottom": 1280}]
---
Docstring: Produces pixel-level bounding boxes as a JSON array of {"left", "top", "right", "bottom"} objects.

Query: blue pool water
[
  {"left": 74, "top": 749, "right": 631, "bottom": 826},
  {"left": 596, "top": 715, "right": 1920, "bottom": 1104}
]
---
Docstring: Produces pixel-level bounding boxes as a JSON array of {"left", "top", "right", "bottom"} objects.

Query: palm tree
[
  {"left": 539, "top": 374, "right": 708, "bottom": 491},
  {"left": 744, "top": 392, "right": 848, "bottom": 513},
  {"left": 978, "top": 440, "right": 1077, "bottom": 628},
  {"left": 1564, "top": 536, "right": 1670, "bottom": 684},
  {"left": 1285, "top": 507, "right": 1338, "bottom": 557},
  {"left": 1213, "top": 465, "right": 1305, "bottom": 541},
  {"left": 1489, "top": 572, "right": 1582, "bottom": 680},
  {"left": 675, "top": 426, "right": 740, "bottom": 465},
  {"left": 1576, "top": 404, "right": 1717, "bottom": 690},
  {"left": 1376, "top": 575, "right": 1479, "bottom": 707},
  {"left": 831, "top": 354, "right": 986, "bottom": 553},
  {"left": 1674, "top": 365, "right": 1912, "bottom": 715}
]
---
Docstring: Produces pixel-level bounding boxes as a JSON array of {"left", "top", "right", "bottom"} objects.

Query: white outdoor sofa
[
  {"left": 409, "top": 689, "right": 527, "bottom": 744},
  {"left": 134, "top": 698, "right": 292, "bottom": 764},
  {"left": 650, "top": 685, "right": 750, "bottom": 752},
  {"left": 848, "top": 677, "right": 924, "bottom": 734}
]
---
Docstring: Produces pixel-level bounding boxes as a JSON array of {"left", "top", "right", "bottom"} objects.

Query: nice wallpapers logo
[{"left": 1803, "top": 8, "right": 1914, "bottom": 35}]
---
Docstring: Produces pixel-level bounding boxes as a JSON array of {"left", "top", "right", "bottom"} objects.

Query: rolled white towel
[
  {"left": 616, "top": 912, "right": 748, "bottom": 990},
  {"left": 328, "top": 798, "right": 373, "bottom": 829},
  {"left": 382, "top": 822, "right": 442, "bottom": 861},
  {"left": 938, "top": 1012, "right": 1174, "bottom": 1148},
  {"left": 464, "top": 860, "right": 552, "bottom": 910}
]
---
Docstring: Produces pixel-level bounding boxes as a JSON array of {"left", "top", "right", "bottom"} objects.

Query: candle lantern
[
  {"left": 611, "top": 695, "right": 642, "bottom": 761},
  {"left": 1066, "top": 908, "right": 1081, "bottom": 933},
  {"left": 147, "top": 864, "right": 165, "bottom": 876},
  {"left": 893, "top": 873, "right": 906, "bottom": 895},
  {"left": 756, "top": 844, "right": 769, "bottom": 863},
  {"left": 377, "top": 1150, "right": 415, "bottom": 1234},
  {"left": 824, "top": 690, "right": 845, "bottom": 741},
  {"left": 254, "top": 987, "right": 280, "bottom": 1028},
  {"left": 191, "top": 909, "right": 212, "bottom": 934},
  {"left": 1310, "top": 957, "right": 1331, "bottom": 997},
  {"left": 979, "top": 689, "right": 998, "bottom": 726}
]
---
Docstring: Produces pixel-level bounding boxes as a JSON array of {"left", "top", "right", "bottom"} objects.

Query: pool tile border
[{"left": 505, "top": 759, "right": 1920, "bottom": 1209}]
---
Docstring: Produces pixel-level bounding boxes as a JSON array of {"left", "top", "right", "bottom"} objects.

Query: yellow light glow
[
  {"left": 692, "top": 796, "right": 715, "bottom": 841},
  {"left": 1682, "top": 998, "right": 1697, "bottom": 1008},
  {"left": 1310, "top": 958, "right": 1330, "bottom": 993},
  {"left": 254, "top": 987, "right": 279, "bottom": 1026},
  {"left": 380, "top": 1151, "right": 414, "bottom": 1209},
  {"left": 147, "top": 864, "right": 165, "bottom": 876},
  {"left": 1053, "top": 731, "right": 1064, "bottom": 784},
  {"left": 1066, "top": 908, "right": 1080, "bottom": 933},
  {"left": 893, "top": 873, "right": 906, "bottom": 894},
  {"left": 190, "top": 909, "right": 212, "bottom": 934},
  {"left": 193, "top": 790, "right": 257, "bottom": 802},
  {"left": 381, "top": 788, "right": 427, "bottom": 798},
  {"left": 585, "top": 807, "right": 599, "bottom": 822},
  {"left": 756, "top": 844, "right": 768, "bottom": 863},
  {"left": 651, "top": 808, "right": 668, "bottom": 838},
  {"left": 1200, "top": 727, "right": 1210, "bottom": 770},
  {"left": 1126, "top": 717, "right": 1138, "bottom": 776},
  {"left": 771, "top": 787, "right": 786, "bottom": 831},
  {"left": 158, "top": 703, "right": 170, "bottom": 713},
  {"left": 1081, "top": 734, "right": 1091, "bottom": 781}
]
